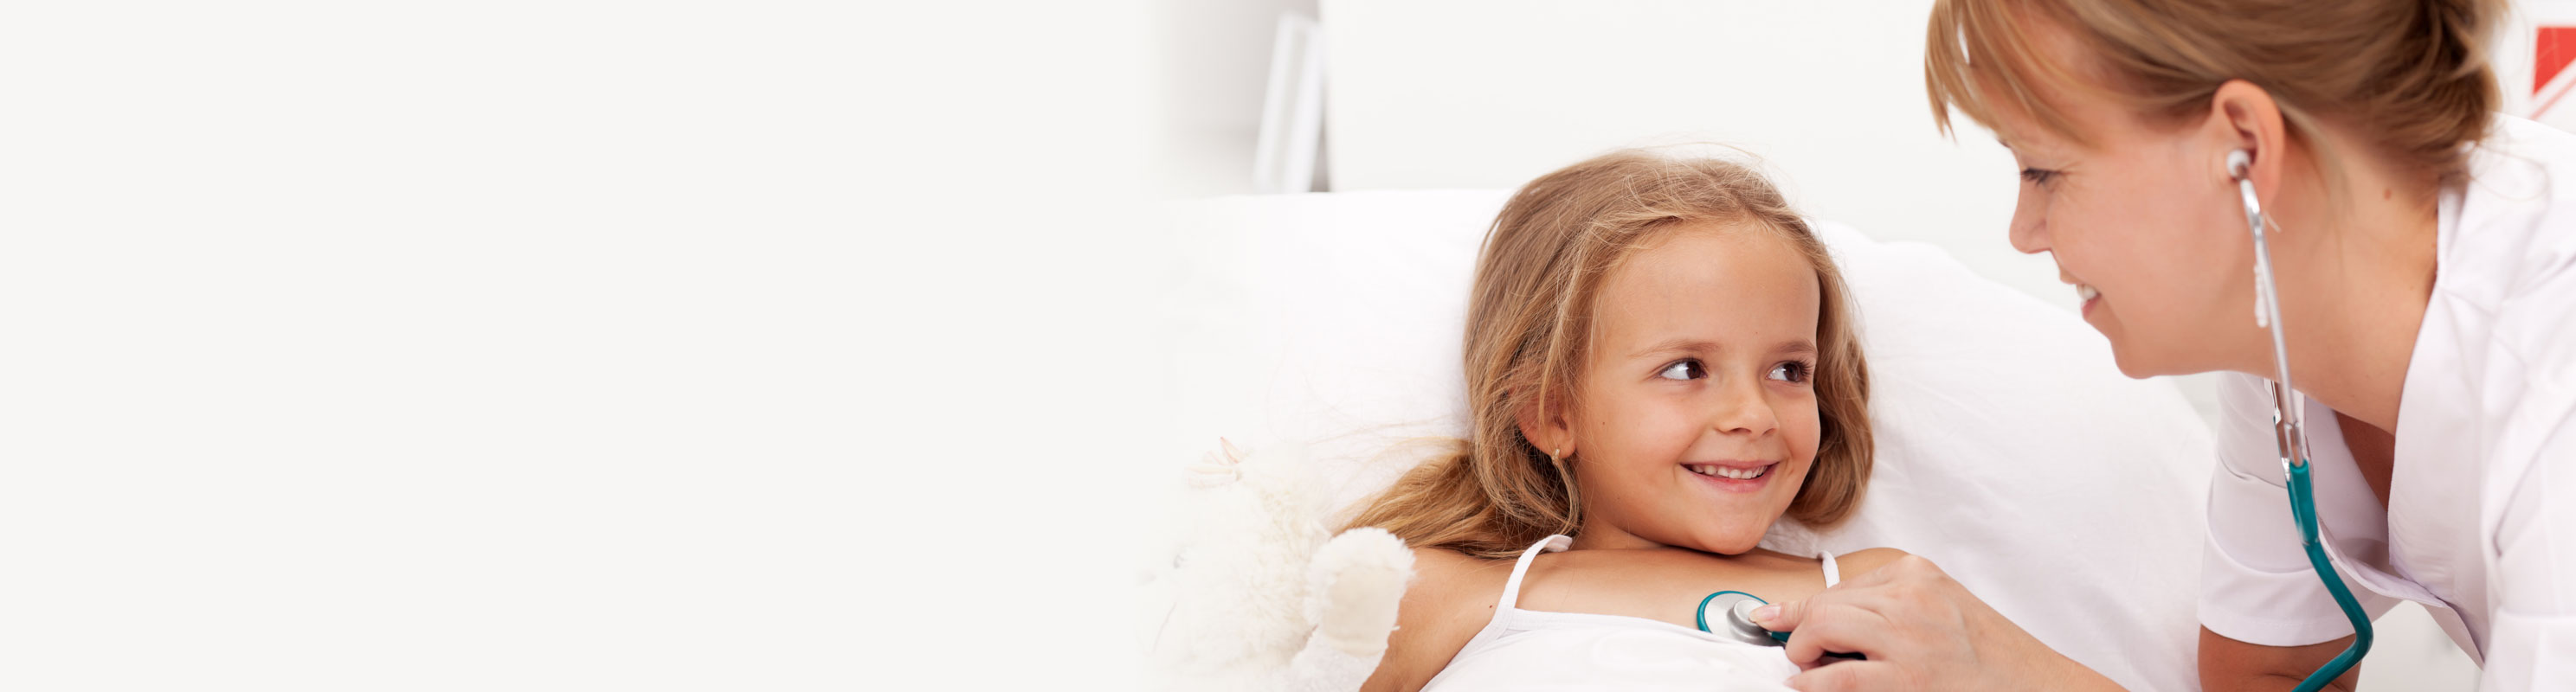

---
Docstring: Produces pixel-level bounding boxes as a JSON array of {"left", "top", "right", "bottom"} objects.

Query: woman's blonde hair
[
  {"left": 1925, "top": 0, "right": 2507, "bottom": 186},
  {"left": 1343, "top": 151, "right": 1874, "bottom": 560}
]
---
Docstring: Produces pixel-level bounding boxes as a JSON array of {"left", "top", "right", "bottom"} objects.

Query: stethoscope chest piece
[{"left": 1696, "top": 591, "right": 1787, "bottom": 647}]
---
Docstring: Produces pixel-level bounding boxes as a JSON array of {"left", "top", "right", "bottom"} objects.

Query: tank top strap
[
  {"left": 1494, "top": 535, "right": 1573, "bottom": 610},
  {"left": 1817, "top": 550, "right": 1841, "bottom": 589}
]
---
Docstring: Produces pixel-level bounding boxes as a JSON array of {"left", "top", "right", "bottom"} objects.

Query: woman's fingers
[
  {"left": 1774, "top": 593, "right": 1895, "bottom": 664},
  {"left": 1750, "top": 553, "right": 1911, "bottom": 634},
  {"left": 1760, "top": 555, "right": 1957, "bottom": 664},
  {"left": 1749, "top": 593, "right": 1809, "bottom": 631},
  {"left": 1755, "top": 562, "right": 1913, "bottom": 664},
  {"left": 1768, "top": 554, "right": 2117, "bottom": 692}
]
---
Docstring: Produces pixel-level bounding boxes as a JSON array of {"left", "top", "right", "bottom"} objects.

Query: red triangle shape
[{"left": 2538, "top": 27, "right": 2576, "bottom": 94}]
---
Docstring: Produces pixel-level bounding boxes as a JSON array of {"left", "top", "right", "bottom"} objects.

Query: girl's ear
[{"left": 1515, "top": 386, "right": 1575, "bottom": 459}]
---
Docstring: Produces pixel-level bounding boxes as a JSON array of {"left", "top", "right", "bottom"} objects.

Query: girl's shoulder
[
  {"left": 1404, "top": 546, "right": 1517, "bottom": 616},
  {"left": 1362, "top": 547, "right": 1514, "bottom": 692},
  {"left": 1832, "top": 546, "right": 1911, "bottom": 581}
]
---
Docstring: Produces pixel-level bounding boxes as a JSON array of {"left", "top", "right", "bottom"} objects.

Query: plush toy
[{"left": 1143, "top": 440, "right": 1416, "bottom": 692}]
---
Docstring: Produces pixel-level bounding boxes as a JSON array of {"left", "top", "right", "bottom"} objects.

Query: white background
[{"left": 3, "top": 1, "right": 1163, "bottom": 689}]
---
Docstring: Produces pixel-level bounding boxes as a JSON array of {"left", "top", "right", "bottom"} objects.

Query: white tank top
[{"left": 1418, "top": 535, "right": 1838, "bottom": 692}]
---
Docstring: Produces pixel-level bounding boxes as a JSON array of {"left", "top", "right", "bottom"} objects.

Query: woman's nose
[{"left": 2007, "top": 189, "right": 2050, "bottom": 255}]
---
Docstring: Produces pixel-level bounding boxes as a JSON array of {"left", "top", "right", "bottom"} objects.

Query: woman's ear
[
  {"left": 2207, "top": 79, "right": 2289, "bottom": 199},
  {"left": 1515, "top": 386, "right": 1575, "bottom": 459}
]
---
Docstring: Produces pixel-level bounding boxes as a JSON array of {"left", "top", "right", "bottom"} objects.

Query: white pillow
[{"left": 1161, "top": 190, "right": 2212, "bottom": 692}]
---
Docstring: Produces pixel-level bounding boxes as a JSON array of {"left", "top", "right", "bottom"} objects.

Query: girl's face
[
  {"left": 1981, "top": 23, "right": 2262, "bottom": 377},
  {"left": 1555, "top": 224, "right": 1823, "bottom": 554}
]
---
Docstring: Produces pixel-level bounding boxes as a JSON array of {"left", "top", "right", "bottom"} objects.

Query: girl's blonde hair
[
  {"left": 1925, "top": 0, "right": 2506, "bottom": 186},
  {"left": 1343, "top": 151, "right": 1873, "bottom": 560}
]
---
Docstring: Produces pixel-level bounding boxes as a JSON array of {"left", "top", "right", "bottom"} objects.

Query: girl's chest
[{"left": 1506, "top": 551, "right": 1828, "bottom": 631}]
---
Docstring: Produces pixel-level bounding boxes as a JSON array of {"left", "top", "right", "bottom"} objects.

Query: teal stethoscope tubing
[
  {"left": 2234, "top": 150, "right": 2373, "bottom": 692},
  {"left": 2286, "top": 462, "right": 2373, "bottom": 690}
]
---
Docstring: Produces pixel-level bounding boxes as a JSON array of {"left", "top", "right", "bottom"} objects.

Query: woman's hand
[{"left": 1749, "top": 554, "right": 2126, "bottom": 692}]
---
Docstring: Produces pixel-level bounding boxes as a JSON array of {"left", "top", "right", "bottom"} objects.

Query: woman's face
[
  {"left": 1982, "top": 26, "right": 2261, "bottom": 377},
  {"left": 1560, "top": 224, "right": 1822, "bottom": 554}
]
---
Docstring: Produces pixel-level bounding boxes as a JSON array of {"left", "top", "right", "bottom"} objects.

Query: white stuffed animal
[{"left": 1143, "top": 440, "right": 1416, "bottom": 692}]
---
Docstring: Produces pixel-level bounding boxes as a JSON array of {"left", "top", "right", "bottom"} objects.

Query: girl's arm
[
  {"left": 2197, "top": 628, "right": 2361, "bottom": 691},
  {"left": 1360, "top": 548, "right": 1504, "bottom": 692}
]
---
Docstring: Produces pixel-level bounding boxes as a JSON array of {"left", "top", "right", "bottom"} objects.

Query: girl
[{"left": 1349, "top": 150, "right": 1909, "bottom": 691}]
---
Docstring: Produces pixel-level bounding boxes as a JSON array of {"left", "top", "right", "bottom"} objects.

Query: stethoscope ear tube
[{"left": 2236, "top": 149, "right": 2374, "bottom": 691}]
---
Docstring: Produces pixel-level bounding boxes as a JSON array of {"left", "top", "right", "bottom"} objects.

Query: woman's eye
[
  {"left": 2019, "top": 167, "right": 2058, "bottom": 186},
  {"left": 1768, "top": 362, "right": 1813, "bottom": 383},
  {"left": 1656, "top": 360, "right": 1706, "bottom": 381}
]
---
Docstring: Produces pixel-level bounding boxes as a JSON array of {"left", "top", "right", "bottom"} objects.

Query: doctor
[{"left": 1749, "top": 0, "right": 2576, "bottom": 689}]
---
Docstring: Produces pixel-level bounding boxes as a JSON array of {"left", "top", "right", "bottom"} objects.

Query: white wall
[
  {"left": 6, "top": 2, "right": 1169, "bottom": 689},
  {"left": 1322, "top": 0, "right": 2064, "bottom": 304},
  {"left": 1156, "top": 0, "right": 1321, "bottom": 197}
]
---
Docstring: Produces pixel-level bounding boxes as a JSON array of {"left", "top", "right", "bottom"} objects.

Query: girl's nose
[{"left": 1712, "top": 379, "right": 1778, "bottom": 437}]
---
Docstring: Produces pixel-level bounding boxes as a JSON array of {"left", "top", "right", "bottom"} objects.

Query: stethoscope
[
  {"left": 1697, "top": 589, "right": 1858, "bottom": 658},
  {"left": 1687, "top": 151, "right": 2372, "bottom": 689},
  {"left": 1690, "top": 590, "right": 1866, "bottom": 662},
  {"left": 2231, "top": 148, "right": 2373, "bottom": 691}
]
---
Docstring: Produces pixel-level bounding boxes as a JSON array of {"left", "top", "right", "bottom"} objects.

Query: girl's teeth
[
  {"left": 1691, "top": 465, "right": 1768, "bottom": 480},
  {"left": 2077, "top": 284, "right": 2100, "bottom": 301}
]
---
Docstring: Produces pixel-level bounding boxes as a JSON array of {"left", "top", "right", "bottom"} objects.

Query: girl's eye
[
  {"left": 2019, "top": 167, "right": 2059, "bottom": 186},
  {"left": 1656, "top": 359, "right": 1706, "bottom": 381},
  {"left": 1768, "top": 361, "right": 1813, "bottom": 384}
]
